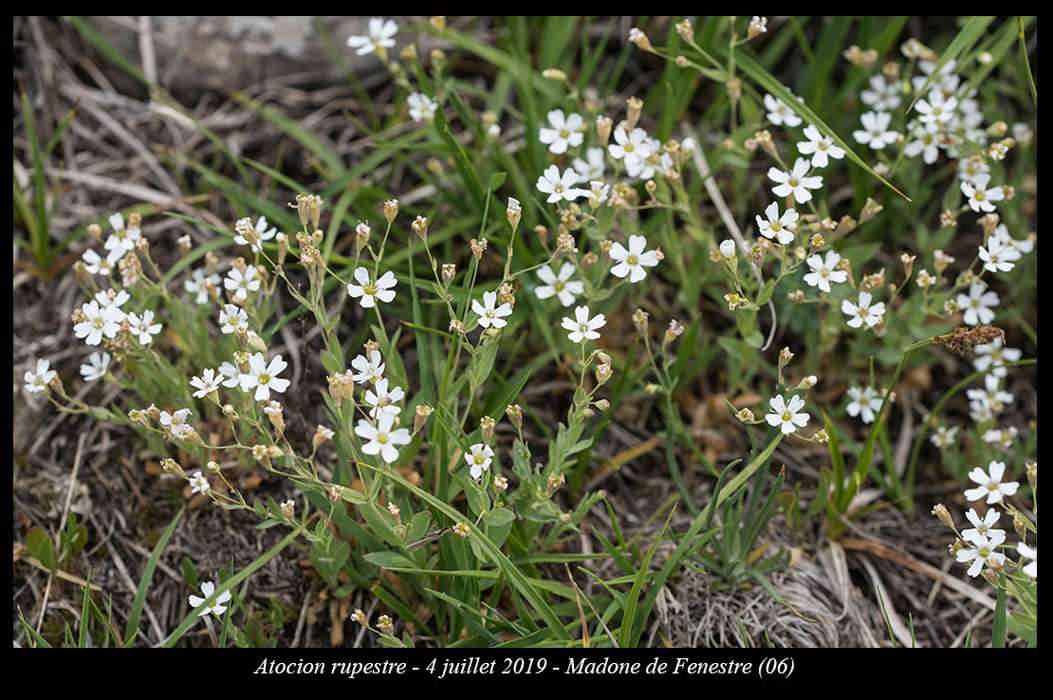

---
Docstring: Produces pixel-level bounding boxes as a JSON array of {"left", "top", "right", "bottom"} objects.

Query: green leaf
[
  {"left": 124, "top": 508, "right": 184, "bottom": 645},
  {"left": 26, "top": 528, "right": 57, "bottom": 574}
]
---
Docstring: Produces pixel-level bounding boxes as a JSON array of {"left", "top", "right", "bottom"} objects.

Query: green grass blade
[
  {"left": 906, "top": 16, "right": 995, "bottom": 114},
  {"left": 619, "top": 507, "right": 674, "bottom": 648},
  {"left": 992, "top": 571, "right": 1007, "bottom": 648},
  {"left": 124, "top": 507, "right": 183, "bottom": 645},
  {"left": 1018, "top": 16, "right": 1037, "bottom": 107}
]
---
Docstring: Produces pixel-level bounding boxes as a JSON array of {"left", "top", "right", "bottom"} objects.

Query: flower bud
[
  {"left": 541, "top": 68, "right": 567, "bottom": 81},
  {"left": 747, "top": 16, "right": 767, "bottom": 40},
  {"left": 719, "top": 239, "right": 737, "bottom": 259},
  {"left": 452, "top": 522, "right": 471, "bottom": 538},
  {"left": 632, "top": 308, "right": 649, "bottom": 336},
  {"left": 506, "top": 198, "right": 522, "bottom": 231},
  {"left": 414, "top": 404, "right": 434, "bottom": 433},
  {"left": 280, "top": 499, "right": 295, "bottom": 519},
  {"left": 480, "top": 415, "right": 496, "bottom": 446},
  {"left": 87, "top": 223, "right": 102, "bottom": 239},
  {"left": 736, "top": 408, "right": 755, "bottom": 423},
  {"left": 595, "top": 363, "right": 612, "bottom": 386},
  {"left": 492, "top": 474, "right": 508, "bottom": 493}
]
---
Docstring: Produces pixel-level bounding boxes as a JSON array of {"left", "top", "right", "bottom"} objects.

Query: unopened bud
[
  {"left": 414, "top": 404, "right": 434, "bottom": 433},
  {"left": 632, "top": 308, "right": 649, "bottom": 336},
  {"left": 628, "top": 27, "right": 652, "bottom": 51},
  {"left": 506, "top": 198, "right": 521, "bottom": 231},
  {"left": 480, "top": 415, "right": 496, "bottom": 445}
]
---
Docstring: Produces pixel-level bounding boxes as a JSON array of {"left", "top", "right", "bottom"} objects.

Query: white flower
[
  {"left": 538, "top": 109, "right": 585, "bottom": 154},
  {"left": 189, "top": 580, "right": 231, "bottom": 617},
  {"left": 587, "top": 180, "right": 610, "bottom": 207},
  {"left": 992, "top": 224, "right": 1033, "bottom": 257},
  {"left": 239, "top": 353, "right": 290, "bottom": 401},
  {"left": 956, "top": 284, "right": 998, "bottom": 326},
  {"left": 763, "top": 94, "right": 802, "bottom": 128},
  {"left": 364, "top": 378, "right": 405, "bottom": 418},
  {"left": 966, "top": 374, "right": 1013, "bottom": 414},
  {"left": 80, "top": 352, "right": 111, "bottom": 382},
  {"left": 465, "top": 443, "right": 494, "bottom": 480},
  {"left": 860, "top": 74, "right": 901, "bottom": 111},
  {"left": 964, "top": 460, "right": 1019, "bottom": 504},
  {"left": 351, "top": 350, "right": 385, "bottom": 384},
  {"left": 765, "top": 394, "right": 810, "bottom": 434},
  {"left": 1017, "top": 542, "right": 1037, "bottom": 579},
  {"left": 914, "top": 89, "right": 958, "bottom": 127},
  {"left": 930, "top": 425, "right": 959, "bottom": 449},
  {"left": 962, "top": 508, "right": 1005, "bottom": 545},
  {"left": 841, "top": 291, "right": 885, "bottom": 329},
  {"left": 189, "top": 471, "right": 210, "bottom": 496},
  {"left": 852, "top": 111, "right": 899, "bottom": 150},
  {"left": 74, "top": 300, "right": 123, "bottom": 346},
  {"left": 190, "top": 368, "right": 223, "bottom": 399},
  {"left": 126, "top": 309, "right": 163, "bottom": 345},
  {"left": 561, "top": 305, "right": 606, "bottom": 344},
  {"left": 982, "top": 426, "right": 1018, "bottom": 450},
  {"left": 958, "top": 154, "right": 990, "bottom": 185},
  {"left": 224, "top": 265, "right": 261, "bottom": 299},
  {"left": 93, "top": 290, "right": 130, "bottom": 322},
  {"left": 749, "top": 16, "right": 767, "bottom": 35},
  {"left": 755, "top": 202, "right": 799, "bottom": 245},
  {"left": 160, "top": 408, "right": 192, "bottom": 432},
  {"left": 234, "top": 216, "right": 276, "bottom": 253},
  {"left": 472, "top": 291, "right": 513, "bottom": 329},
  {"left": 218, "top": 303, "right": 249, "bottom": 335},
  {"left": 767, "top": 158, "right": 823, "bottom": 203},
  {"left": 536, "top": 165, "right": 586, "bottom": 203},
  {"left": 407, "top": 93, "right": 437, "bottom": 123},
  {"left": 354, "top": 411, "right": 411, "bottom": 464},
  {"left": 902, "top": 121, "right": 942, "bottom": 164},
  {"left": 846, "top": 385, "right": 883, "bottom": 424},
  {"left": 185, "top": 268, "right": 221, "bottom": 304},
  {"left": 609, "top": 234, "right": 659, "bottom": 283},
  {"left": 534, "top": 262, "right": 584, "bottom": 307},
  {"left": 103, "top": 213, "right": 141, "bottom": 253},
  {"left": 802, "top": 251, "right": 848, "bottom": 293},
  {"left": 572, "top": 147, "right": 607, "bottom": 183},
  {"left": 81, "top": 248, "right": 122, "bottom": 276},
  {"left": 719, "top": 239, "right": 737, "bottom": 259},
  {"left": 913, "top": 59, "right": 960, "bottom": 93},
  {"left": 955, "top": 532, "right": 1006, "bottom": 578},
  {"left": 960, "top": 174, "right": 1004, "bottom": 213},
  {"left": 24, "top": 359, "right": 56, "bottom": 393},
  {"left": 796, "top": 124, "right": 845, "bottom": 169},
  {"left": 347, "top": 267, "right": 398, "bottom": 308},
  {"left": 978, "top": 237, "right": 1020, "bottom": 274},
  {"left": 346, "top": 17, "right": 398, "bottom": 56},
  {"left": 607, "top": 127, "right": 654, "bottom": 168},
  {"left": 973, "top": 338, "right": 1021, "bottom": 379}
]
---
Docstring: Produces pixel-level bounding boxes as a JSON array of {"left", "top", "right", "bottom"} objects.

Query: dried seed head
[
  {"left": 414, "top": 404, "right": 434, "bottom": 433},
  {"left": 859, "top": 197, "right": 883, "bottom": 224},
  {"left": 313, "top": 424, "right": 334, "bottom": 448},
  {"left": 778, "top": 346, "right": 794, "bottom": 369},
  {"left": 626, "top": 96, "right": 643, "bottom": 130},
  {"left": 931, "top": 503, "right": 954, "bottom": 528},
  {"left": 675, "top": 18, "right": 693, "bottom": 41},
  {"left": 387, "top": 502, "right": 401, "bottom": 523},
  {"left": 505, "top": 404, "right": 523, "bottom": 432},
  {"left": 506, "top": 198, "right": 522, "bottom": 231},
  {"left": 441, "top": 263, "right": 456, "bottom": 287},
  {"left": 480, "top": 415, "right": 496, "bottom": 445},
  {"left": 470, "top": 237, "right": 488, "bottom": 260},
  {"left": 632, "top": 308, "right": 649, "bottom": 336},
  {"left": 492, "top": 474, "right": 509, "bottom": 493},
  {"left": 452, "top": 522, "right": 471, "bottom": 539},
  {"left": 383, "top": 199, "right": 399, "bottom": 223},
  {"left": 412, "top": 215, "right": 429, "bottom": 241}
]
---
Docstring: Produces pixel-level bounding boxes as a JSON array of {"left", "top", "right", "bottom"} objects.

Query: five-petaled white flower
[
  {"left": 803, "top": 251, "right": 848, "bottom": 293},
  {"left": 841, "top": 291, "right": 885, "bottom": 329},
  {"left": 351, "top": 350, "right": 385, "bottom": 384},
  {"left": 190, "top": 368, "right": 223, "bottom": 399},
  {"left": 472, "top": 291, "right": 513, "bottom": 329},
  {"left": 189, "top": 580, "right": 231, "bottom": 617},
  {"left": 930, "top": 425, "right": 959, "bottom": 449},
  {"left": 217, "top": 361, "right": 242, "bottom": 388},
  {"left": 902, "top": 121, "right": 942, "bottom": 164},
  {"left": 756, "top": 202, "right": 799, "bottom": 245},
  {"left": 82, "top": 247, "right": 122, "bottom": 276},
  {"left": 992, "top": 224, "right": 1033, "bottom": 258},
  {"left": 127, "top": 310, "right": 163, "bottom": 345},
  {"left": 607, "top": 127, "right": 655, "bottom": 170},
  {"left": 354, "top": 411, "right": 411, "bottom": 464},
  {"left": 914, "top": 90, "right": 958, "bottom": 127},
  {"left": 346, "top": 17, "right": 398, "bottom": 56},
  {"left": 973, "top": 337, "right": 1021, "bottom": 379},
  {"left": 364, "top": 378, "right": 405, "bottom": 418},
  {"left": 74, "top": 301, "right": 123, "bottom": 346},
  {"left": 535, "top": 262, "right": 584, "bottom": 307},
  {"left": 846, "top": 385, "right": 883, "bottom": 424},
  {"left": 960, "top": 174, "right": 1004, "bottom": 213},
  {"left": 538, "top": 109, "right": 585, "bottom": 154},
  {"left": 572, "top": 147, "right": 607, "bottom": 183},
  {"left": 978, "top": 237, "right": 1020, "bottom": 274},
  {"left": 233, "top": 216, "right": 276, "bottom": 253},
  {"left": 103, "top": 213, "right": 141, "bottom": 253},
  {"left": 562, "top": 305, "right": 606, "bottom": 344},
  {"left": 852, "top": 111, "right": 899, "bottom": 150},
  {"left": 160, "top": 408, "right": 192, "bottom": 437},
  {"left": 796, "top": 124, "right": 845, "bottom": 168},
  {"left": 767, "top": 158, "right": 823, "bottom": 203},
  {"left": 982, "top": 426, "right": 1018, "bottom": 450},
  {"left": 189, "top": 471, "right": 210, "bottom": 496},
  {"left": 1017, "top": 542, "right": 1037, "bottom": 579},
  {"left": 962, "top": 508, "right": 1005, "bottom": 545},
  {"left": 966, "top": 374, "right": 1013, "bottom": 415},
  {"left": 239, "top": 353, "right": 291, "bottom": 401},
  {"left": 219, "top": 303, "right": 249, "bottom": 335},
  {"left": 407, "top": 93, "right": 437, "bottom": 123},
  {"left": 79, "top": 352, "right": 111, "bottom": 382},
  {"left": 24, "top": 359, "right": 56, "bottom": 394},
  {"left": 185, "top": 268, "right": 221, "bottom": 304},
  {"left": 536, "top": 165, "right": 586, "bottom": 203},
  {"left": 956, "top": 284, "right": 999, "bottom": 326},
  {"left": 955, "top": 532, "right": 1006, "bottom": 578},
  {"left": 763, "top": 94, "right": 802, "bottom": 127},
  {"left": 465, "top": 443, "right": 494, "bottom": 480},
  {"left": 765, "top": 394, "right": 810, "bottom": 434},
  {"left": 860, "top": 74, "right": 901, "bottom": 111},
  {"left": 224, "top": 265, "right": 261, "bottom": 300},
  {"left": 609, "top": 234, "right": 659, "bottom": 283},
  {"left": 347, "top": 267, "right": 398, "bottom": 308},
  {"left": 964, "top": 460, "right": 1019, "bottom": 505}
]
